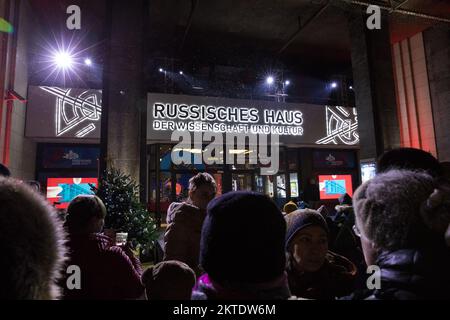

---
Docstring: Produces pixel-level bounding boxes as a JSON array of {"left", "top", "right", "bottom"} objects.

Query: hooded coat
[
  {"left": 164, "top": 201, "right": 207, "bottom": 276},
  {"left": 63, "top": 233, "right": 143, "bottom": 300}
]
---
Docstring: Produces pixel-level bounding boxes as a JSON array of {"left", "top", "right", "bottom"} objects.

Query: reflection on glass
[
  {"left": 290, "top": 173, "right": 299, "bottom": 198},
  {"left": 159, "top": 172, "right": 172, "bottom": 223},
  {"left": 159, "top": 145, "right": 172, "bottom": 170},
  {"left": 265, "top": 176, "right": 274, "bottom": 198},
  {"left": 148, "top": 172, "right": 157, "bottom": 212},
  {"left": 213, "top": 173, "right": 223, "bottom": 196},
  {"left": 276, "top": 175, "right": 286, "bottom": 198},
  {"left": 176, "top": 173, "right": 192, "bottom": 202},
  {"left": 279, "top": 148, "right": 286, "bottom": 171},
  {"left": 288, "top": 150, "right": 298, "bottom": 170},
  {"left": 232, "top": 173, "right": 252, "bottom": 191},
  {"left": 361, "top": 162, "right": 376, "bottom": 183},
  {"left": 255, "top": 175, "right": 264, "bottom": 194}
]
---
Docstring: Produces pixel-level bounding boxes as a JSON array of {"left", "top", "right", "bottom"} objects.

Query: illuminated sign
[
  {"left": 361, "top": 161, "right": 377, "bottom": 183},
  {"left": 46, "top": 177, "right": 98, "bottom": 209},
  {"left": 25, "top": 86, "right": 102, "bottom": 139},
  {"left": 152, "top": 102, "right": 304, "bottom": 136},
  {"left": 316, "top": 106, "right": 359, "bottom": 145},
  {"left": 25, "top": 88, "right": 359, "bottom": 147},
  {"left": 318, "top": 174, "right": 353, "bottom": 200},
  {"left": 148, "top": 93, "right": 359, "bottom": 147}
]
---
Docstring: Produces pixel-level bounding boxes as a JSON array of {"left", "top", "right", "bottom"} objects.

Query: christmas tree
[{"left": 91, "top": 168, "right": 158, "bottom": 259}]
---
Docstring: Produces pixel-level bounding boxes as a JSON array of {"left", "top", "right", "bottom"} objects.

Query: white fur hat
[{"left": 0, "top": 177, "right": 67, "bottom": 299}]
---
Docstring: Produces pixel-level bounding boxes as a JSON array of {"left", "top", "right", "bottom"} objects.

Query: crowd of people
[{"left": 1, "top": 147, "right": 449, "bottom": 300}]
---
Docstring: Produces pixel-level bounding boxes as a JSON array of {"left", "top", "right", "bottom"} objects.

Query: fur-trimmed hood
[{"left": 0, "top": 177, "right": 67, "bottom": 299}]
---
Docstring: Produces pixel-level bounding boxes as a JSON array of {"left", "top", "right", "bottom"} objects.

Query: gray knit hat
[{"left": 353, "top": 169, "right": 450, "bottom": 250}]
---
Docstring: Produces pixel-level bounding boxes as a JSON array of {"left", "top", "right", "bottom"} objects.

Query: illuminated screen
[
  {"left": 47, "top": 177, "right": 98, "bottom": 209},
  {"left": 361, "top": 162, "right": 376, "bottom": 184},
  {"left": 318, "top": 175, "right": 353, "bottom": 200}
]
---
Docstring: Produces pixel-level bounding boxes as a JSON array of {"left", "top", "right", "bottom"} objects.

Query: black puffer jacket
[{"left": 346, "top": 247, "right": 450, "bottom": 300}]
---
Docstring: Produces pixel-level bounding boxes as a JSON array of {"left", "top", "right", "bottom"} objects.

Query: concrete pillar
[
  {"left": 100, "top": 0, "right": 147, "bottom": 201},
  {"left": 424, "top": 24, "right": 450, "bottom": 161},
  {"left": 348, "top": 10, "right": 400, "bottom": 160},
  {"left": 0, "top": 0, "right": 36, "bottom": 179}
]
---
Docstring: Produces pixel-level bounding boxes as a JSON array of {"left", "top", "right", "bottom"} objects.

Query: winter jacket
[
  {"left": 345, "top": 247, "right": 450, "bottom": 300},
  {"left": 287, "top": 251, "right": 358, "bottom": 300},
  {"left": 192, "top": 273, "right": 292, "bottom": 300},
  {"left": 63, "top": 233, "right": 144, "bottom": 300},
  {"left": 164, "top": 201, "right": 207, "bottom": 276},
  {"left": 328, "top": 205, "right": 364, "bottom": 266}
]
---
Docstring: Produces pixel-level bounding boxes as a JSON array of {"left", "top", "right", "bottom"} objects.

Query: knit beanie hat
[
  {"left": 200, "top": 191, "right": 286, "bottom": 284},
  {"left": 283, "top": 201, "right": 298, "bottom": 214},
  {"left": 353, "top": 169, "right": 450, "bottom": 250},
  {"left": 285, "top": 209, "right": 329, "bottom": 249}
]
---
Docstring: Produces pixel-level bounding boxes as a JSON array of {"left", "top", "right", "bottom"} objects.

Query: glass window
[
  {"left": 172, "top": 147, "right": 208, "bottom": 171},
  {"left": 276, "top": 174, "right": 287, "bottom": 198},
  {"left": 279, "top": 148, "right": 286, "bottom": 172},
  {"left": 148, "top": 172, "right": 157, "bottom": 211},
  {"left": 212, "top": 173, "right": 223, "bottom": 196},
  {"left": 175, "top": 173, "right": 192, "bottom": 202},
  {"left": 232, "top": 173, "right": 252, "bottom": 191},
  {"left": 159, "top": 172, "right": 172, "bottom": 224},
  {"left": 265, "top": 176, "right": 274, "bottom": 198},
  {"left": 288, "top": 149, "right": 298, "bottom": 170},
  {"left": 290, "top": 172, "right": 299, "bottom": 198},
  {"left": 159, "top": 145, "right": 173, "bottom": 171},
  {"left": 255, "top": 175, "right": 264, "bottom": 194}
]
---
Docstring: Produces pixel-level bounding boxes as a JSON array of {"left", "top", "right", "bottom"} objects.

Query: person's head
[
  {"left": 285, "top": 209, "right": 329, "bottom": 272},
  {"left": 377, "top": 148, "right": 443, "bottom": 178},
  {"left": 188, "top": 172, "right": 217, "bottom": 210},
  {"left": 200, "top": 191, "right": 286, "bottom": 285},
  {"left": 0, "top": 163, "right": 11, "bottom": 177},
  {"left": 339, "top": 193, "right": 352, "bottom": 206},
  {"left": 283, "top": 201, "right": 298, "bottom": 214},
  {"left": 141, "top": 260, "right": 196, "bottom": 300},
  {"left": 0, "top": 177, "right": 67, "bottom": 299},
  {"left": 65, "top": 195, "right": 107, "bottom": 234},
  {"left": 353, "top": 169, "right": 450, "bottom": 266}
]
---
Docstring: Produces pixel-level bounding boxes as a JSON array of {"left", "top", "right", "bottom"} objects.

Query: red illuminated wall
[{"left": 392, "top": 32, "right": 437, "bottom": 157}]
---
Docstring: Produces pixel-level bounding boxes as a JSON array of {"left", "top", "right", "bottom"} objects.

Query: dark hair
[
  {"left": 141, "top": 260, "right": 196, "bottom": 300},
  {"left": 65, "top": 195, "right": 106, "bottom": 233},
  {"left": 377, "top": 148, "right": 443, "bottom": 178},
  {"left": 189, "top": 172, "right": 217, "bottom": 193},
  {"left": 0, "top": 163, "right": 10, "bottom": 177}
]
